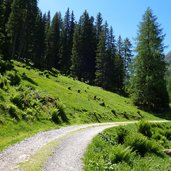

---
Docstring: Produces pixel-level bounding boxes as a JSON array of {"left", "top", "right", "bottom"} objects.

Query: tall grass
[{"left": 84, "top": 122, "right": 171, "bottom": 171}]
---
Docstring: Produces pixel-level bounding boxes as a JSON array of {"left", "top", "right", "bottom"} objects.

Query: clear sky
[{"left": 38, "top": 0, "right": 171, "bottom": 54}]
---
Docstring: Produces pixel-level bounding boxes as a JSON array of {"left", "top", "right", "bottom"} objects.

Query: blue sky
[{"left": 38, "top": 0, "right": 171, "bottom": 54}]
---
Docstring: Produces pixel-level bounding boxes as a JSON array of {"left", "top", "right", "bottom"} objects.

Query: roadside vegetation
[{"left": 84, "top": 121, "right": 171, "bottom": 171}]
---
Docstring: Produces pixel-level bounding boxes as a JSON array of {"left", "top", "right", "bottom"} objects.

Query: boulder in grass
[{"left": 163, "top": 149, "right": 171, "bottom": 155}]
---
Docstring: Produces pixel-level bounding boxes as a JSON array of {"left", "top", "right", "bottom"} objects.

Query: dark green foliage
[
  {"left": 114, "top": 36, "right": 125, "bottom": 92},
  {"left": 11, "top": 93, "right": 24, "bottom": 109},
  {"left": 125, "top": 133, "right": 161, "bottom": 156},
  {"left": 46, "top": 12, "right": 61, "bottom": 69},
  {"left": 71, "top": 10, "right": 96, "bottom": 84},
  {"left": 137, "top": 121, "right": 153, "bottom": 137},
  {"left": 8, "top": 104, "right": 20, "bottom": 121},
  {"left": 31, "top": 10, "right": 46, "bottom": 68},
  {"left": 8, "top": 71, "right": 21, "bottom": 85},
  {"left": 0, "top": 60, "right": 14, "bottom": 74},
  {"left": 57, "top": 101, "right": 68, "bottom": 122},
  {"left": 110, "top": 146, "right": 135, "bottom": 165},
  {"left": 95, "top": 32, "right": 106, "bottom": 87},
  {"left": 129, "top": 8, "right": 169, "bottom": 111},
  {"left": 116, "top": 126, "right": 129, "bottom": 144},
  {"left": 0, "top": 74, "right": 8, "bottom": 89},
  {"left": 6, "top": 0, "right": 38, "bottom": 59},
  {"left": 51, "top": 108, "right": 60, "bottom": 124},
  {"left": 58, "top": 9, "right": 75, "bottom": 74},
  {"left": 123, "top": 38, "right": 133, "bottom": 85}
]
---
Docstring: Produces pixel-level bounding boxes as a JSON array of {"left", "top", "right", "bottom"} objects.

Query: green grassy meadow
[{"left": 0, "top": 60, "right": 168, "bottom": 151}]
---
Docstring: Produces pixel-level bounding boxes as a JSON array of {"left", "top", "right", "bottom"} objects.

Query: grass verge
[{"left": 84, "top": 121, "right": 171, "bottom": 171}]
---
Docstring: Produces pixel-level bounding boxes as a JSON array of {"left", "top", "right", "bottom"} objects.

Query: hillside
[{"left": 0, "top": 60, "right": 164, "bottom": 150}]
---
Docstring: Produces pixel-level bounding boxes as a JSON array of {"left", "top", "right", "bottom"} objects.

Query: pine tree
[
  {"left": 130, "top": 8, "right": 169, "bottom": 111},
  {"left": 1, "top": 0, "right": 14, "bottom": 58},
  {"left": 104, "top": 26, "right": 116, "bottom": 91},
  {"left": 58, "top": 9, "right": 74, "bottom": 74},
  {"left": 95, "top": 12, "right": 103, "bottom": 43},
  {"left": 71, "top": 11, "right": 96, "bottom": 83},
  {"left": 31, "top": 10, "right": 46, "bottom": 68},
  {"left": 70, "top": 24, "right": 81, "bottom": 78},
  {"left": 95, "top": 32, "right": 106, "bottom": 87},
  {"left": 115, "top": 35, "right": 125, "bottom": 92},
  {"left": 6, "top": 0, "right": 38, "bottom": 60},
  {"left": 123, "top": 38, "right": 133, "bottom": 84},
  {"left": 46, "top": 12, "right": 61, "bottom": 69}
]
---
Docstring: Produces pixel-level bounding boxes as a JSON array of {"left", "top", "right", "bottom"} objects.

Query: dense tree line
[
  {"left": 0, "top": 1, "right": 169, "bottom": 111},
  {"left": 0, "top": 0, "right": 133, "bottom": 92}
]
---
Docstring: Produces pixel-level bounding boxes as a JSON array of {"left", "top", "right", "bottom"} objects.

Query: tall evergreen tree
[
  {"left": 71, "top": 11, "right": 96, "bottom": 83},
  {"left": 95, "top": 31, "right": 106, "bottom": 87},
  {"left": 115, "top": 35, "right": 125, "bottom": 92},
  {"left": 46, "top": 12, "right": 61, "bottom": 69},
  {"left": 70, "top": 24, "right": 81, "bottom": 78},
  {"left": 123, "top": 38, "right": 133, "bottom": 84},
  {"left": 104, "top": 26, "right": 116, "bottom": 91},
  {"left": 95, "top": 12, "right": 103, "bottom": 43},
  {"left": 6, "top": 0, "right": 38, "bottom": 60},
  {"left": 31, "top": 10, "right": 46, "bottom": 68},
  {"left": 59, "top": 9, "right": 74, "bottom": 74},
  {"left": 130, "top": 8, "right": 169, "bottom": 111},
  {"left": 2, "top": 0, "right": 14, "bottom": 58}
]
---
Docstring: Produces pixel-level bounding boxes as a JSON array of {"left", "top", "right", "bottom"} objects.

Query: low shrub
[
  {"left": 51, "top": 108, "right": 60, "bottom": 124},
  {"left": 125, "top": 133, "right": 161, "bottom": 156},
  {"left": 57, "top": 101, "right": 68, "bottom": 122},
  {"left": 11, "top": 93, "right": 24, "bottom": 109},
  {"left": 110, "top": 145, "right": 135, "bottom": 165},
  {"left": 8, "top": 72, "right": 21, "bottom": 86},
  {"left": 137, "top": 121, "right": 153, "bottom": 138},
  {"left": 0, "top": 74, "right": 8, "bottom": 89},
  {"left": 116, "top": 126, "right": 129, "bottom": 144},
  {"left": 0, "top": 60, "right": 14, "bottom": 74},
  {"left": 8, "top": 104, "right": 20, "bottom": 121}
]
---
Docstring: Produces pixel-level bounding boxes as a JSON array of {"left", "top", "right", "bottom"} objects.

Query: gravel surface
[
  {"left": 43, "top": 124, "right": 123, "bottom": 171},
  {"left": 0, "top": 121, "right": 167, "bottom": 171}
]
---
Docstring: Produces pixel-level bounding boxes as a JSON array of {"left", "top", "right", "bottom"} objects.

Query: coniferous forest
[{"left": 0, "top": 0, "right": 169, "bottom": 112}]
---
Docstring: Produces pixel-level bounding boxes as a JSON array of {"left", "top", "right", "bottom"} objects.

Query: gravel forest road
[{"left": 0, "top": 121, "right": 168, "bottom": 171}]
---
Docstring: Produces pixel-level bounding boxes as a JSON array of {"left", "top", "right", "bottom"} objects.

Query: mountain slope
[{"left": 0, "top": 60, "right": 163, "bottom": 150}]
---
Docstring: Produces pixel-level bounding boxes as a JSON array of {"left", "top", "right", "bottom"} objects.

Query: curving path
[{"left": 0, "top": 121, "right": 168, "bottom": 171}]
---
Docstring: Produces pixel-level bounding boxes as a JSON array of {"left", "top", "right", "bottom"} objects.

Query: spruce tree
[
  {"left": 46, "top": 12, "right": 61, "bottom": 69},
  {"left": 115, "top": 35, "right": 125, "bottom": 92},
  {"left": 31, "top": 10, "right": 46, "bottom": 68},
  {"left": 123, "top": 38, "right": 133, "bottom": 84},
  {"left": 130, "top": 8, "right": 169, "bottom": 111},
  {"left": 71, "top": 11, "right": 96, "bottom": 83},
  {"left": 58, "top": 9, "right": 74, "bottom": 74},
  {"left": 95, "top": 12, "right": 103, "bottom": 43},
  {"left": 104, "top": 26, "right": 116, "bottom": 91},
  {"left": 70, "top": 24, "right": 81, "bottom": 78},
  {"left": 95, "top": 32, "right": 106, "bottom": 87},
  {"left": 6, "top": 0, "right": 38, "bottom": 60}
]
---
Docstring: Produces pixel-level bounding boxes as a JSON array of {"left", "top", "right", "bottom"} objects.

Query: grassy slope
[{"left": 0, "top": 60, "right": 162, "bottom": 151}]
